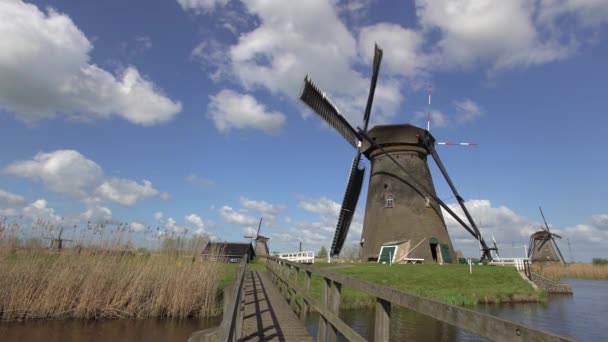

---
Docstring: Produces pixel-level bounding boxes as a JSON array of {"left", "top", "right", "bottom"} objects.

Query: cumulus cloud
[
  {"left": 96, "top": 178, "right": 168, "bottom": 207},
  {"left": 219, "top": 205, "right": 258, "bottom": 226},
  {"left": 185, "top": 213, "right": 207, "bottom": 235},
  {"left": 240, "top": 197, "right": 286, "bottom": 225},
  {"left": 415, "top": 110, "right": 448, "bottom": 128},
  {"left": 177, "top": 0, "right": 229, "bottom": 13},
  {"left": 208, "top": 89, "right": 286, "bottom": 133},
  {"left": 592, "top": 214, "right": 608, "bottom": 230},
  {"left": 22, "top": 199, "right": 61, "bottom": 224},
  {"left": 5, "top": 150, "right": 103, "bottom": 198},
  {"left": 0, "top": 189, "right": 25, "bottom": 205},
  {"left": 80, "top": 201, "right": 112, "bottom": 223},
  {"left": 4, "top": 149, "right": 168, "bottom": 207},
  {"left": 0, "top": 0, "right": 181, "bottom": 125},
  {"left": 129, "top": 221, "right": 145, "bottom": 233}
]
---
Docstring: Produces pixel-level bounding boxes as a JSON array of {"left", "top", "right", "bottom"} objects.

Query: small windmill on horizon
[
  {"left": 528, "top": 207, "right": 565, "bottom": 263},
  {"left": 243, "top": 218, "right": 269, "bottom": 257},
  {"left": 44, "top": 226, "right": 72, "bottom": 250}
]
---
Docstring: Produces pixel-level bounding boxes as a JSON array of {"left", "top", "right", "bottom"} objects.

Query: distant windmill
[
  {"left": 243, "top": 218, "right": 269, "bottom": 257},
  {"left": 44, "top": 227, "right": 72, "bottom": 250},
  {"left": 528, "top": 207, "right": 565, "bottom": 263}
]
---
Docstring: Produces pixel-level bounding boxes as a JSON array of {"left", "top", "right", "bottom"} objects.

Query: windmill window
[{"left": 385, "top": 195, "right": 394, "bottom": 208}]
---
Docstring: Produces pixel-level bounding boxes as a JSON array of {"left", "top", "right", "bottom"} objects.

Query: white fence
[
  {"left": 489, "top": 257, "right": 529, "bottom": 271},
  {"left": 275, "top": 251, "right": 315, "bottom": 264}
]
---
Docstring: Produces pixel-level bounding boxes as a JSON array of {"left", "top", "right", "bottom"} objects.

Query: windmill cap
[{"left": 361, "top": 124, "right": 435, "bottom": 155}]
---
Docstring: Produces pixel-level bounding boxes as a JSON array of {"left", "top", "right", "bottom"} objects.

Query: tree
[{"left": 318, "top": 246, "right": 328, "bottom": 258}]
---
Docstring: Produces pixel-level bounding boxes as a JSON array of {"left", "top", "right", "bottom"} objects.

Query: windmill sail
[
  {"left": 330, "top": 155, "right": 365, "bottom": 256},
  {"left": 300, "top": 77, "right": 360, "bottom": 149}
]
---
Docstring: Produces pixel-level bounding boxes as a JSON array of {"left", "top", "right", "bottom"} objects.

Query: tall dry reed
[
  {"left": 0, "top": 219, "right": 226, "bottom": 321},
  {"left": 533, "top": 262, "right": 608, "bottom": 280}
]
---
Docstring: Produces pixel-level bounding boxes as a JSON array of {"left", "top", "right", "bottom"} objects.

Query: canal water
[
  {"left": 0, "top": 316, "right": 220, "bottom": 342},
  {"left": 304, "top": 278, "right": 608, "bottom": 341},
  {"left": 1, "top": 279, "right": 605, "bottom": 341}
]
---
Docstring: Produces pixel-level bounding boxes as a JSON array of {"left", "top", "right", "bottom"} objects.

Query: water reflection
[{"left": 0, "top": 316, "right": 220, "bottom": 342}]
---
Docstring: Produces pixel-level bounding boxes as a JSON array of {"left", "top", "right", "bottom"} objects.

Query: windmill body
[
  {"left": 360, "top": 124, "right": 455, "bottom": 262},
  {"left": 254, "top": 235, "right": 270, "bottom": 256}
]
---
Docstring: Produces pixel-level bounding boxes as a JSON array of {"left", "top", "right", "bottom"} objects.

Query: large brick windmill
[{"left": 300, "top": 44, "right": 494, "bottom": 262}]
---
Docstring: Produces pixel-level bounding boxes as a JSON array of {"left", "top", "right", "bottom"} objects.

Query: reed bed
[
  {"left": 533, "top": 263, "right": 608, "bottom": 280},
  {"left": 0, "top": 218, "right": 226, "bottom": 321}
]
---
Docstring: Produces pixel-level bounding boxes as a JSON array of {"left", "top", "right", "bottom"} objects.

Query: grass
[
  {"left": 533, "top": 262, "right": 608, "bottom": 280},
  {"left": 286, "top": 262, "right": 542, "bottom": 309},
  {"left": 0, "top": 219, "right": 227, "bottom": 322}
]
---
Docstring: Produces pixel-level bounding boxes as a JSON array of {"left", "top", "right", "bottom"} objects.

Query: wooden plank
[
  {"left": 327, "top": 281, "right": 342, "bottom": 342},
  {"left": 240, "top": 270, "right": 313, "bottom": 342},
  {"left": 317, "top": 277, "right": 329, "bottom": 341}
]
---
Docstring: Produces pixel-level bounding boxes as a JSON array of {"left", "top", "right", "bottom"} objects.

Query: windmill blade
[
  {"left": 330, "top": 154, "right": 365, "bottom": 256},
  {"left": 437, "top": 142, "right": 479, "bottom": 146},
  {"left": 256, "top": 217, "right": 263, "bottom": 237},
  {"left": 539, "top": 206, "right": 551, "bottom": 233},
  {"left": 362, "top": 44, "right": 383, "bottom": 132},
  {"left": 300, "top": 76, "right": 360, "bottom": 149},
  {"left": 551, "top": 236, "right": 566, "bottom": 263},
  {"left": 552, "top": 233, "right": 562, "bottom": 239}
]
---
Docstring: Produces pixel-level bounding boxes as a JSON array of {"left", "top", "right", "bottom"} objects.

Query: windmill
[
  {"left": 300, "top": 44, "right": 494, "bottom": 262},
  {"left": 528, "top": 207, "right": 565, "bottom": 263},
  {"left": 44, "top": 227, "right": 72, "bottom": 250},
  {"left": 243, "top": 218, "right": 269, "bottom": 257}
]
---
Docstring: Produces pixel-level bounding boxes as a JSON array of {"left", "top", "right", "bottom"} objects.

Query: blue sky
[{"left": 0, "top": 0, "right": 607, "bottom": 261}]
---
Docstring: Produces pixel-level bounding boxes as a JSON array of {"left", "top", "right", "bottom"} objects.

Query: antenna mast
[{"left": 427, "top": 85, "right": 432, "bottom": 131}]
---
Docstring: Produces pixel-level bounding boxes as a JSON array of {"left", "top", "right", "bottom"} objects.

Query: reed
[
  {"left": 533, "top": 262, "right": 608, "bottom": 280},
  {"left": 0, "top": 219, "right": 226, "bottom": 321}
]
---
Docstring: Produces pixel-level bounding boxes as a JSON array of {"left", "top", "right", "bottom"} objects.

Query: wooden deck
[{"left": 239, "top": 270, "right": 314, "bottom": 342}]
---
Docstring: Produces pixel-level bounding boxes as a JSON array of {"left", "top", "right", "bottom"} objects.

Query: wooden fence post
[
  {"left": 299, "top": 270, "right": 312, "bottom": 322},
  {"left": 327, "top": 281, "right": 342, "bottom": 342},
  {"left": 317, "top": 277, "right": 330, "bottom": 341},
  {"left": 374, "top": 298, "right": 391, "bottom": 342}
]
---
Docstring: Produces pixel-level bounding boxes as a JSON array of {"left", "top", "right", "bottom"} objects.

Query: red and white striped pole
[{"left": 427, "top": 85, "right": 432, "bottom": 131}]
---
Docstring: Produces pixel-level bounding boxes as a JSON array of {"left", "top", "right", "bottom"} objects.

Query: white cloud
[
  {"left": 177, "top": 0, "right": 229, "bottom": 13},
  {"left": 154, "top": 211, "right": 164, "bottom": 221},
  {"left": 0, "top": 189, "right": 25, "bottom": 205},
  {"left": 186, "top": 174, "right": 215, "bottom": 189},
  {"left": 415, "top": 0, "right": 577, "bottom": 72},
  {"left": 208, "top": 89, "right": 286, "bottom": 133},
  {"left": 5, "top": 149, "right": 168, "bottom": 207},
  {"left": 0, "top": 0, "right": 181, "bottom": 125},
  {"left": 22, "top": 199, "right": 61, "bottom": 224},
  {"left": 415, "top": 110, "right": 448, "bottom": 129},
  {"left": 219, "top": 205, "right": 258, "bottom": 226},
  {"left": 242, "top": 226, "right": 257, "bottom": 237},
  {"left": 454, "top": 98, "right": 483, "bottom": 123},
  {"left": 0, "top": 208, "right": 18, "bottom": 217},
  {"left": 5, "top": 150, "right": 103, "bottom": 198},
  {"left": 298, "top": 197, "right": 341, "bottom": 221},
  {"left": 358, "top": 23, "right": 427, "bottom": 77},
  {"left": 80, "top": 201, "right": 112, "bottom": 223},
  {"left": 129, "top": 221, "right": 145, "bottom": 233},
  {"left": 240, "top": 197, "right": 286, "bottom": 225},
  {"left": 96, "top": 178, "right": 167, "bottom": 207},
  {"left": 185, "top": 213, "right": 206, "bottom": 231},
  {"left": 592, "top": 214, "right": 608, "bottom": 230}
]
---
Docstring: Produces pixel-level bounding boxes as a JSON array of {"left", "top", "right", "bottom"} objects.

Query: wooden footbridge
[{"left": 189, "top": 256, "right": 574, "bottom": 342}]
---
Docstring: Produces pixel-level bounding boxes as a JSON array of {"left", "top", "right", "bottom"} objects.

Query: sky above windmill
[{"left": 1, "top": 0, "right": 607, "bottom": 261}]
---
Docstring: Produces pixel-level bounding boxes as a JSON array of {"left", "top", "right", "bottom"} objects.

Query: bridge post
[
  {"left": 327, "top": 281, "right": 342, "bottom": 342},
  {"left": 317, "top": 277, "right": 330, "bottom": 341},
  {"left": 374, "top": 298, "right": 391, "bottom": 342},
  {"left": 300, "top": 270, "right": 312, "bottom": 322}
]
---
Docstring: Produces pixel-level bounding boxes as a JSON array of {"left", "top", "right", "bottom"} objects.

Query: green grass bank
[{"left": 276, "top": 262, "right": 543, "bottom": 309}]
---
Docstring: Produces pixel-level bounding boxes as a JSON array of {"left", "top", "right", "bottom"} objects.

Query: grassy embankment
[
  {"left": 284, "top": 262, "right": 542, "bottom": 309},
  {"left": 532, "top": 262, "right": 608, "bottom": 280},
  {"left": 0, "top": 219, "right": 229, "bottom": 322}
]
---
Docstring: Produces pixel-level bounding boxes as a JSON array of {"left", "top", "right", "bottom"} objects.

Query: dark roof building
[{"left": 202, "top": 242, "right": 255, "bottom": 263}]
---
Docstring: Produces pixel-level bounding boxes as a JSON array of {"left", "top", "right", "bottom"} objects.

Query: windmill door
[
  {"left": 378, "top": 246, "right": 397, "bottom": 264},
  {"left": 440, "top": 244, "right": 452, "bottom": 263}
]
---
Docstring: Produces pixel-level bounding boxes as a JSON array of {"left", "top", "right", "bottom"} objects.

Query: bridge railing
[
  {"left": 276, "top": 251, "right": 315, "bottom": 264},
  {"left": 188, "top": 254, "right": 248, "bottom": 342},
  {"left": 264, "top": 255, "right": 573, "bottom": 342}
]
